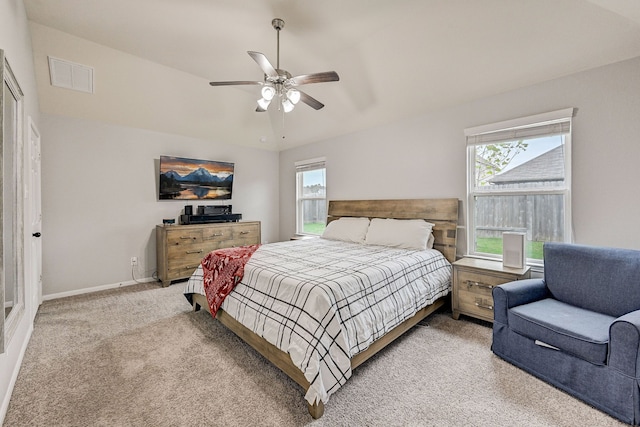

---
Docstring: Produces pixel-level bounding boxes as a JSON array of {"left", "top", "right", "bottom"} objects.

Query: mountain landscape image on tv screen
[{"left": 159, "top": 155, "right": 234, "bottom": 200}]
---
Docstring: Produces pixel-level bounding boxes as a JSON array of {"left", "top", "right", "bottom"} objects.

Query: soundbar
[
  {"left": 197, "top": 205, "right": 232, "bottom": 215},
  {"left": 179, "top": 213, "right": 242, "bottom": 224}
]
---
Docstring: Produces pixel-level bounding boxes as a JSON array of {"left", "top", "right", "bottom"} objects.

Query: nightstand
[{"left": 452, "top": 257, "right": 531, "bottom": 323}]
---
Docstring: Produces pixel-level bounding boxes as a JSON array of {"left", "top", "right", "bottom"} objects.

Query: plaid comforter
[{"left": 184, "top": 238, "right": 451, "bottom": 405}]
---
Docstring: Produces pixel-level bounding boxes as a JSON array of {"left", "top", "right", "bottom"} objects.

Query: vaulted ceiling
[{"left": 24, "top": 0, "right": 640, "bottom": 150}]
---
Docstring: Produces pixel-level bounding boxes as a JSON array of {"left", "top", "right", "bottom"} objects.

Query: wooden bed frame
[{"left": 191, "top": 198, "right": 459, "bottom": 418}]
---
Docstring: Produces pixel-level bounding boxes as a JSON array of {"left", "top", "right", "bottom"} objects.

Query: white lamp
[
  {"left": 261, "top": 85, "right": 276, "bottom": 100},
  {"left": 286, "top": 88, "right": 300, "bottom": 104},
  {"left": 257, "top": 97, "right": 271, "bottom": 110},
  {"left": 282, "top": 98, "right": 295, "bottom": 113}
]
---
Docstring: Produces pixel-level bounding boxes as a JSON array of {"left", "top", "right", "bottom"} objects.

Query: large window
[
  {"left": 465, "top": 108, "right": 574, "bottom": 265},
  {"left": 295, "top": 158, "right": 326, "bottom": 235}
]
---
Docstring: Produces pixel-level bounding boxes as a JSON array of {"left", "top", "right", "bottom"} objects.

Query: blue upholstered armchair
[{"left": 492, "top": 242, "right": 640, "bottom": 425}]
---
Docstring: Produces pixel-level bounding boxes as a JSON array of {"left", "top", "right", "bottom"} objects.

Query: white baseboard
[{"left": 43, "top": 276, "right": 158, "bottom": 301}]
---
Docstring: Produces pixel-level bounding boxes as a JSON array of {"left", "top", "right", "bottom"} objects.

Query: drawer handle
[
  {"left": 186, "top": 250, "right": 203, "bottom": 254},
  {"left": 465, "top": 280, "right": 493, "bottom": 290},
  {"left": 239, "top": 231, "right": 250, "bottom": 235},
  {"left": 475, "top": 302, "right": 494, "bottom": 310},
  {"left": 180, "top": 236, "right": 197, "bottom": 240},
  {"left": 212, "top": 233, "right": 224, "bottom": 237},
  {"left": 183, "top": 265, "right": 200, "bottom": 270}
]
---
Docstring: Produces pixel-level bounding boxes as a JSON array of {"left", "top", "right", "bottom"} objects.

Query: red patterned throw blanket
[{"left": 201, "top": 244, "right": 261, "bottom": 317}]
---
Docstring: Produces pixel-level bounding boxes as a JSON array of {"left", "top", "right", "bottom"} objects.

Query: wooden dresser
[
  {"left": 156, "top": 221, "right": 261, "bottom": 287},
  {"left": 452, "top": 257, "right": 530, "bottom": 323}
]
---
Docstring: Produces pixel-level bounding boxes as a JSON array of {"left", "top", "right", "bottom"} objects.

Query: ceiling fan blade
[
  {"left": 289, "top": 71, "right": 339, "bottom": 86},
  {"left": 298, "top": 90, "right": 325, "bottom": 110},
  {"left": 247, "top": 51, "right": 278, "bottom": 78},
  {"left": 209, "top": 81, "right": 262, "bottom": 86}
]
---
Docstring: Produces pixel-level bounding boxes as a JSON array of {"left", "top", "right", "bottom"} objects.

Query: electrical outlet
[{"left": 130, "top": 256, "right": 138, "bottom": 266}]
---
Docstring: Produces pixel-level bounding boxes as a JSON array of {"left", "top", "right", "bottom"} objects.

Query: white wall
[
  {"left": 279, "top": 56, "right": 640, "bottom": 253},
  {"left": 40, "top": 114, "right": 279, "bottom": 297},
  {"left": 0, "top": 0, "right": 42, "bottom": 423}
]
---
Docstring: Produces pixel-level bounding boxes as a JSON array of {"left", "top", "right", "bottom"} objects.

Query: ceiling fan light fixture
[
  {"left": 282, "top": 98, "right": 295, "bottom": 113},
  {"left": 261, "top": 85, "right": 276, "bottom": 101},
  {"left": 286, "top": 88, "right": 300, "bottom": 104},
  {"left": 257, "top": 97, "right": 271, "bottom": 110}
]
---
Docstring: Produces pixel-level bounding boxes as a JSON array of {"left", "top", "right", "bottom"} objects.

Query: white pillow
[
  {"left": 321, "top": 217, "right": 370, "bottom": 243},
  {"left": 364, "top": 218, "right": 435, "bottom": 250}
]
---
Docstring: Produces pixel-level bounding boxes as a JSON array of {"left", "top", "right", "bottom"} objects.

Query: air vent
[{"left": 48, "top": 56, "right": 94, "bottom": 94}]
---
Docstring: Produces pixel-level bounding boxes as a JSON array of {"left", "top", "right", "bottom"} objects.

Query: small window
[
  {"left": 465, "top": 109, "right": 574, "bottom": 265},
  {"left": 295, "top": 158, "right": 326, "bottom": 235}
]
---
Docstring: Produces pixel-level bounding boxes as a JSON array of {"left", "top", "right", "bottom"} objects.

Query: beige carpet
[{"left": 3, "top": 282, "right": 626, "bottom": 427}]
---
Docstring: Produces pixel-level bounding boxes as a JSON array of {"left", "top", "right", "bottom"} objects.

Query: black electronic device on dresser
[{"left": 179, "top": 204, "right": 242, "bottom": 224}]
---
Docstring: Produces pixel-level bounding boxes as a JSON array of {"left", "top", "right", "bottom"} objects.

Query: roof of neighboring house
[{"left": 489, "top": 145, "right": 565, "bottom": 184}]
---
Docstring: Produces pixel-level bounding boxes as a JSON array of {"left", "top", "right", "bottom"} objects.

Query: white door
[{"left": 27, "top": 118, "right": 42, "bottom": 308}]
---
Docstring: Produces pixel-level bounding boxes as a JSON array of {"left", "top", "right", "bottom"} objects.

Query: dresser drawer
[
  {"left": 202, "top": 225, "right": 234, "bottom": 244},
  {"left": 232, "top": 223, "right": 261, "bottom": 245},
  {"left": 166, "top": 228, "right": 203, "bottom": 246},
  {"left": 166, "top": 242, "right": 209, "bottom": 267},
  {"left": 456, "top": 290, "right": 495, "bottom": 321},
  {"left": 457, "top": 270, "right": 510, "bottom": 296},
  {"left": 166, "top": 263, "right": 202, "bottom": 279}
]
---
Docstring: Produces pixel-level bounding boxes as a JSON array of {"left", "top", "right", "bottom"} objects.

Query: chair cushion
[
  {"left": 509, "top": 298, "right": 615, "bottom": 365},
  {"left": 544, "top": 242, "right": 640, "bottom": 317}
]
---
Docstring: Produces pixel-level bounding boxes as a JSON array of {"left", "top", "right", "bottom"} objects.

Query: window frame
[
  {"left": 465, "top": 108, "right": 574, "bottom": 267},
  {"left": 295, "top": 157, "right": 327, "bottom": 236}
]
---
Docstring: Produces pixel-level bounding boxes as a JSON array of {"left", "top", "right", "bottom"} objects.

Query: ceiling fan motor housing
[{"left": 268, "top": 69, "right": 292, "bottom": 85}]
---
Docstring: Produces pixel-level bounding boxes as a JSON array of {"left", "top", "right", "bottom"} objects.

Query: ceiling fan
[{"left": 209, "top": 18, "right": 339, "bottom": 113}]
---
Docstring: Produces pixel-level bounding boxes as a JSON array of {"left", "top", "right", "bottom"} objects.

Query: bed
[{"left": 184, "top": 198, "right": 458, "bottom": 418}]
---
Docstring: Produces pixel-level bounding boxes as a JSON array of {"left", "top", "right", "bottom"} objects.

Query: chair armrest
[
  {"left": 492, "top": 278, "right": 549, "bottom": 324},
  {"left": 609, "top": 310, "right": 640, "bottom": 377}
]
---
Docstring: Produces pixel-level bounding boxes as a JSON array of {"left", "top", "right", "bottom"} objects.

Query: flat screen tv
[{"left": 159, "top": 155, "right": 234, "bottom": 200}]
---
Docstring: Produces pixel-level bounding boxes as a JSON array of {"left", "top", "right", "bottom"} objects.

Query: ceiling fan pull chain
[{"left": 281, "top": 108, "right": 286, "bottom": 139}]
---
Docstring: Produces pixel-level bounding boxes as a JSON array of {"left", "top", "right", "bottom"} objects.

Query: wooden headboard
[{"left": 326, "top": 198, "right": 459, "bottom": 263}]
